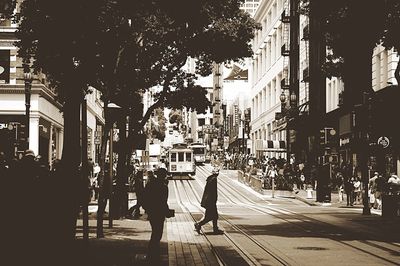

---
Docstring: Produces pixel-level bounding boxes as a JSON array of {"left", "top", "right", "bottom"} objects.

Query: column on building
[
  {"left": 58, "top": 128, "right": 63, "bottom": 160},
  {"left": 29, "top": 116, "right": 40, "bottom": 156},
  {"left": 48, "top": 123, "right": 53, "bottom": 165}
]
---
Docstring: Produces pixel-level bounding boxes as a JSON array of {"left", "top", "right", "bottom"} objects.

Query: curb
[{"left": 293, "top": 194, "right": 319, "bottom": 206}]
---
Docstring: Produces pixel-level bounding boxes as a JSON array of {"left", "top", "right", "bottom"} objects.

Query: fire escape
[{"left": 281, "top": 0, "right": 290, "bottom": 93}]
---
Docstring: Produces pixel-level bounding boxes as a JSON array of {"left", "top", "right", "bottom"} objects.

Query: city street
[
  {"left": 79, "top": 164, "right": 400, "bottom": 266},
  {"left": 2, "top": 1, "right": 400, "bottom": 266}
]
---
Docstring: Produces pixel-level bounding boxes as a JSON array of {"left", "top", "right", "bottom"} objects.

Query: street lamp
[
  {"left": 24, "top": 72, "right": 32, "bottom": 150},
  {"left": 290, "top": 91, "right": 297, "bottom": 108},
  {"left": 243, "top": 108, "right": 250, "bottom": 155}
]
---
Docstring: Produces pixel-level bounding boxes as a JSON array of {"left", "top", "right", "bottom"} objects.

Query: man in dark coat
[
  {"left": 143, "top": 167, "right": 172, "bottom": 263},
  {"left": 194, "top": 167, "right": 223, "bottom": 234}
]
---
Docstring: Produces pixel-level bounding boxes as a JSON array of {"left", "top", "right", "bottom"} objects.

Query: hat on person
[
  {"left": 24, "top": 149, "right": 35, "bottom": 157},
  {"left": 374, "top": 172, "right": 379, "bottom": 175}
]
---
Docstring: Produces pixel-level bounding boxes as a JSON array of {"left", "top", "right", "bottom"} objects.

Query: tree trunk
[
  {"left": 59, "top": 86, "right": 83, "bottom": 244},
  {"left": 96, "top": 100, "right": 111, "bottom": 238},
  {"left": 114, "top": 113, "right": 128, "bottom": 219},
  {"left": 81, "top": 98, "right": 89, "bottom": 241}
]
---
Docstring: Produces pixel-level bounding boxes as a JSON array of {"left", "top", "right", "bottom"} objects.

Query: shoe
[
  {"left": 194, "top": 223, "right": 201, "bottom": 234},
  {"left": 213, "top": 229, "right": 224, "bottom": 234}
]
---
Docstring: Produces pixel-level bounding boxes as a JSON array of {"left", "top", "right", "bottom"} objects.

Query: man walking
[{"left": 194, "top": 167, "right": 223, "bottom": 234}]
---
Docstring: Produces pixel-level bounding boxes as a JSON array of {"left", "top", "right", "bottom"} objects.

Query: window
[
  {"left": 198, "top": 118, "right": 205, "bottom": 126},
  {"left": 171, "top": 153, "right": 177, "bottom": 162},
  {"left": 0, "top": 50, "right": 10, "bottom": 84},
  {"left": 178, "top": 152, "right": 184, "bottom": 162},
  {"left": 186, "top": 152, "right": 192, "bottom": 162}
]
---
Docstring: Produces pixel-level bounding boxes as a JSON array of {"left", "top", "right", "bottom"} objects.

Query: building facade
[
  {"left": 250, "top": 0, "right": 289, "bottom": 159},
  {"left": 0, "top": 9, "right": 104, "bottom": 165}
]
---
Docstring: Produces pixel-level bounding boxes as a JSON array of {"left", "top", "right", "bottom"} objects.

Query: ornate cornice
[{"left": 0, "top": 84, "right": 63, "bottom": 109}]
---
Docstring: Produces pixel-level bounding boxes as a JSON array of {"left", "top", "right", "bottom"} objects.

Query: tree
[
  {"left": 0, "top": 0, "right": 16, "bottom": 19},
  {"left": 302, "top": 0, "right": 400, "bottom": 214},
  {"left": 16, "top": 0, "right": 259, "bottom": 241},
  {"left": 149, "top": 108, "right": 167, "bottom": 141},
  {"left": 169, "top": 109, "right": 183, "bottom": 130},
  {"left": 98, "top": 0, "right": 259, "bottom": 222},
  {"left": 16, "top": 0, "right": 111, "bottom": 249},
  {"left": 302, "top": 0, "right": 400, "bottom": 102}
]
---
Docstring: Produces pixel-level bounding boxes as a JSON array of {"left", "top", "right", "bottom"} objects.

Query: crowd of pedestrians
[
  {"left": 2, "top": 149, "right": 67, "bottom": 265},
  {"left": 219, "top": 151, "right": 314, "bottom": 191}
]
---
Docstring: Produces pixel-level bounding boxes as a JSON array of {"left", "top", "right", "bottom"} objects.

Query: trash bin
[{"left": 382, "top": 194, "right": 400, "bottom": 218}]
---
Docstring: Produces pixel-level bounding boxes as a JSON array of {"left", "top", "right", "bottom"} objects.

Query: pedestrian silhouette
[
  {"left": 143, "top": 167, "right": 174, "bottom": 263},
  {"left": 127, "top": 168, "right": 144, "bottom": 219},
  {"left": 195, "top": 167, "right": 223, "bottom": 234}
]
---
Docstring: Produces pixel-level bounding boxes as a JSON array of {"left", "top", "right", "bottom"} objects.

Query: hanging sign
[{"left": 377, "top": 136, "right": 390, "bottom": 149}]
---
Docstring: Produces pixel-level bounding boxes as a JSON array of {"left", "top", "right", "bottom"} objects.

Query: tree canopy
[
  {"left": 303, "top": 0, "right": 400, "bottom": 85},
  {"left": 15, "top": 0, "right": 259, "bottom": 239},
  {"left": 0, "top": 0, "right": 16, "bottom": 19}
]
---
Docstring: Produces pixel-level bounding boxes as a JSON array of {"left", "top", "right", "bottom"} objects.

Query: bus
[
  {"left": 189, "top": 142, "right": 207, "bottom": 165},
  {"left": 167, "top": 143, "right": 196, "bottom": 177}
]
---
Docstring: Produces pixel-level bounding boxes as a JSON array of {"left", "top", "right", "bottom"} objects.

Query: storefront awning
[{"left": 255, "top": 139, "right": 286, "bottom": 152}]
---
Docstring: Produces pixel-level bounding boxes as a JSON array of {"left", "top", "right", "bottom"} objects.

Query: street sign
[{"left": 377, "top": 136, "right": 390, "bottom": 149}]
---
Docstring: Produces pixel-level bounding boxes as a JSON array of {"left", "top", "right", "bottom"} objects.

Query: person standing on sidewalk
[
  {"left": 127, "top": 168, "right": 144, "bottom": 219},
  {"left": 143, "top": 167, "right": 174, "bottom": 263},
  {"left": 195, "top": 167, "right": 223, "bottom": 234}
]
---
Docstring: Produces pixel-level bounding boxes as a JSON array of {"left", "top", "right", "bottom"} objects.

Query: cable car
[
  {"left": 167, "top": 143, "right": 196, "bottom": 177},
  {"left": 189, "top": 142, "right": 207, "bottom": 165}
]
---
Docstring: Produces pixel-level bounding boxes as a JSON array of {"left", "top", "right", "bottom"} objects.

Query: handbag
[
  {"left": 369, "top": 192, "right": 375, "bottom": 204},
  {"left": 166, "top": 209, "right": 175, "bottom": 218}
]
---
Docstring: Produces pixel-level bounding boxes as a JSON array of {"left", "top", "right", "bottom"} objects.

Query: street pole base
[{"left": 362, "top": 207, "right": 371, "bottom": 215}]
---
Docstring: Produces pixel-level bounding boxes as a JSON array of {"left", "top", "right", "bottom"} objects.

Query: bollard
[{"left": 306, "top": 188, "right": 313, "bottom": 199}]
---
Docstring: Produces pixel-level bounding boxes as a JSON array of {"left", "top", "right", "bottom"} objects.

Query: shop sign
[
  {"left": 377, "top": 136, "right": 390, "bottom": 149},
  {"left": 340, "top": 137, "right": 350, "bottom": 146}
]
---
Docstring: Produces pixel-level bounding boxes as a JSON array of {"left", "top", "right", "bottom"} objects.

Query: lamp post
[{"left": 24, "top": 72, "right": 32, "bottom": 150}]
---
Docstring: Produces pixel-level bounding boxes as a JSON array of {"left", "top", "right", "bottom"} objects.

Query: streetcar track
[
  {"left": 182, "top": 174, "right": 292, "bottom": 265},
  {"left": 196, "top": 166, "right": 400, "bottom": 265},
  {"left": 171, "top": 180, "right": 226, "bottom": 266},
  {"left": 175, "top": 180, "right": 263, "bottom": 266}
]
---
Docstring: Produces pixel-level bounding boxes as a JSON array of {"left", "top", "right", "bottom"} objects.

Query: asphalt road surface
[{"left": 166, "top": 164, "right": 400, "bottom": 266}]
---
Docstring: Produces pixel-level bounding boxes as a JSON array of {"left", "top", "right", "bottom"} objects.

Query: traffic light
[
  {"left": 319, "top": 128, "right": 327, "bottom": 145},
  {"left": 326, "top": 128, "right": 337, "bottom": 144}
]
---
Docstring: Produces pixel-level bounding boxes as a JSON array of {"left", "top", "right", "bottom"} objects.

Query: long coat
[
  {"left": 143, "top": 178, "right": 169, "bottom": 219},
  {"left": 201, "top": 174, "right": 218, "bottom": 208}
]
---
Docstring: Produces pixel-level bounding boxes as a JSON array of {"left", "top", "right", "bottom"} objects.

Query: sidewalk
[
  {"left": 259, "top": 187, "right": 384, "bottom": 215},
  {"left": 74, "top": 206, "right": 220, "bottom": 266}
]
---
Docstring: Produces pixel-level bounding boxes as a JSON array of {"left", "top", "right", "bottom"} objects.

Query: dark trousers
[
  {"left": 148, "top": 216, "right": 165, "bottom": 260},
  {"left": 198, "top": 206, "right": 218, "bottom": 230},
  {"left": 346, "top": 191, "right": 353, "bottom": 206}
]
